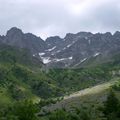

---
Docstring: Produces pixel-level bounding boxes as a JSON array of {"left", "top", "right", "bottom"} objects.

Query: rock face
[
  {"left": 2, "top": 27, "right": 47, "bottom": 54},
  {"left": 1, "top": 27, "right": 120, "bottom": 68},
  {"left": 41, "top": 31, "right": 120, "bottom": 68}
]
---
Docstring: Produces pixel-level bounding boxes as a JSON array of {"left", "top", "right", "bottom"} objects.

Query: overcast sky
[{"left": 0, "top": 0, "right": 120, "bottom": 39}]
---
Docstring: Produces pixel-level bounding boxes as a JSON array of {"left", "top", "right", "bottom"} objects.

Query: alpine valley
[{"left": 0, "top": 27, "right": 120, "bottom": 120}]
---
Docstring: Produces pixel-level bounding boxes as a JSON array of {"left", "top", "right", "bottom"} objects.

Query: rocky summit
[{"left": 1, "top": 27, "right": 120, "bottom": 68}]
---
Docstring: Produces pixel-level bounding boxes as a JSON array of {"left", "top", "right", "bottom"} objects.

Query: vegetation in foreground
[
  {"left": 0, "top": 90, "right": 120, "bottom": 120},
  {"left": 1, "top": 44, "right": 119, "bottom": 104},
  {"left": 0, "top": 45, "right": 120, "bottom": 119}
]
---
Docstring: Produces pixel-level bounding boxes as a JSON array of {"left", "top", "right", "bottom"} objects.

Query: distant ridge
[{"left": 1, "top": 27, "right": 120, "bottom": 68}]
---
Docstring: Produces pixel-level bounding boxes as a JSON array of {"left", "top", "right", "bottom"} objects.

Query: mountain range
[
  {"left": 1, "top": 27, "right": 120, "bottom": 68},
  {"left": 0, "top": 27, "right": 120, "bottom": 120}
]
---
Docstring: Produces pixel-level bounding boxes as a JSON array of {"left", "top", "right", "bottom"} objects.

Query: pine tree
[{"left": 102, "top": 90, "right": 119, "bottom": 120}]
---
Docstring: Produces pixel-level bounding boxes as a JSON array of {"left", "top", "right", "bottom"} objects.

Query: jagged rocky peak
[
  {"left": 1, "top": 27, "right": 120, "bottom": 68},
  {"left": 64, "top": 32, "right": 93, "bottom": 42},
  {"left": 4, "top": 27, "right": 24, "bottom": 46},
  {"left": 104, "top": 32, "right": 112, "bottom": 36},
  {"left": 113, "top": 31, "right": 120, "bottom": 37},
  {"left": 65, "top": 32, "right": 92, "bottom": 38},
  {"left": 64, "top": 33, "right": 75, "bottom": 39},
  {"left": 76, "top": 32, "right": 93, "bottom": 37},
  {"left": 112, "top": 31, "right": 120, "bottom": 44},
  {"left": 6, "top": 27, "right": 23, "bottom": 36},
  {"left": 46, "top": 36, "right": 63, "bottom": 42},
  {"left": 24, "top": 32, "right": 43, "bottom": 41},
  {"left": 45, "top": 36, "right": 63, "bottom": 48},
  {"left": 1, "top": 27, "right": 47, "bottom": 54},
  {"left": 94, "top": 32, "right": 112, "bottom": 37}
]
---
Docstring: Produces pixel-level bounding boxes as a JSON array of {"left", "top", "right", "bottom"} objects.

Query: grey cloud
[{"left": 0, "top": 0, "right": 120, "bottom": 39}]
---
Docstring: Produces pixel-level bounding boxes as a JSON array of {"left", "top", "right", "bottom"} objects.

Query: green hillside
[
  {"left": 1, "top": 44, "right": 119, "bottom": 106},
  {"left": 43, "top": 78, "right": 120, "bottom": 111},
  {"left": 41, "top": 81, "right": 120, "bottom": 120},
  {"left": 0, "top": 45, "right": 120, "bottom": 119},
  {"left": 0, "top": 45, "right": 64, "bottom": 106}
]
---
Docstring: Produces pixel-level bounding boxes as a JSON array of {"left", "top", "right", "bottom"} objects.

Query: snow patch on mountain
[
  {"left": 67, "top": 44, "right": 72, "bottom": 48},
  {"left": 55, "top": 58, "right": 66, "bottom": 62},
  {"left": 94, "top": 52, "right": 100, "bottom": 57},
  {"left": 39, "top": 53, "right": 45, "bottom": 56},
  {"left": 56, "top": 50, "right": 61, "bottom": 53},
  {"left": 41, "top": 57, "right": 51, "bottom": 64},
  {"left": 69, "top": 56, "right": 73, "bottom": 60},
  {"left": 81, "top": 58, "right": 87, "bottom": 63},
  {"left": 54, "top": 56, "right": 73, "bottom": 62},
  {"left": 74, "top": 58, "right": 87, "bottom": 67},
  {"left": 63, "top": 47, "right": 66, "bottom": 50},
  {"left": 46, "top": 46, "right": 56, "bottom": 52}
]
